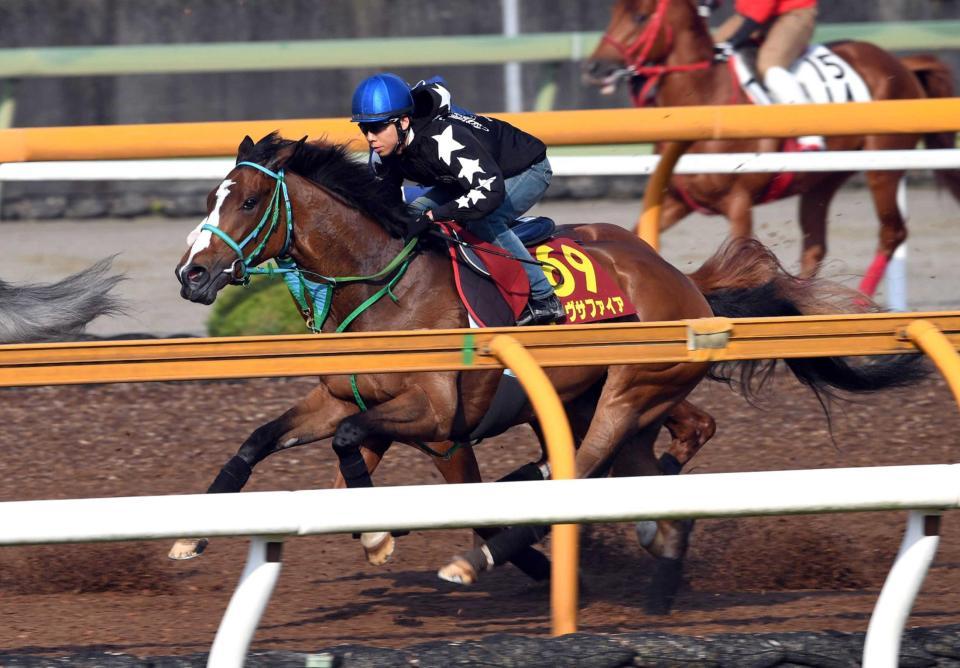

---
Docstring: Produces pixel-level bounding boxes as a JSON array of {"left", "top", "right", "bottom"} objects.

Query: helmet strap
[{"left": 394, "top": 118, "right": 409, "bottom": 153}]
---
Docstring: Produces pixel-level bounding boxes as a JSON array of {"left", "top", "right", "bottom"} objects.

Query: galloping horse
[
  {"left": 174, "top": 133, "right": 923, "bottom": 612},
  {"left": 0, "top": 259, "right": 123, "bottom": 343},
  {"left": 584, "top": 0, "right": 960, "bottom": 296}
]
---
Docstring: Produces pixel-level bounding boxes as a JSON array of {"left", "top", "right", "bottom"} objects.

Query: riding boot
[
  {"left": 764, "top": 66, "right": 825, "bottom": 151},
  {"left": 517, "top": 293, "right": 566, "bottom": 326}
]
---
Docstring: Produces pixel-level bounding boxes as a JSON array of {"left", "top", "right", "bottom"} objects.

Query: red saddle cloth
[{"left": 437, "top": 222, "right": 637, "bottom": 327}]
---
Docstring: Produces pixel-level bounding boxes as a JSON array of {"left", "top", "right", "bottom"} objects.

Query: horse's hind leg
[
  {"left": 660, "top": 400, "right": 716, "bottom": 475},
  {"left": 169, "top": 382, "right": 356, "bottom": 560},
  {"left": 439, "top": 364, "right": 704, "bottom": 585},
  {"left": 797, "top": 172, "right": 852, "bottom": 278},
  {"left": 611, "top": 423, "right": 692, "bottom": 615},
  {"left": 860, "top": 169, "right": 909, "bottom": 296}
]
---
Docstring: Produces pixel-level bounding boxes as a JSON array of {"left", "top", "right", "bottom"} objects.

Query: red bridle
[{"left": 600, "top": 0, "right": 712, "bottom": 106}]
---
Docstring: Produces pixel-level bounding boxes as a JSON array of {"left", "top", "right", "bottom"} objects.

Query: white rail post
[
  {"left": 862, "top": 511, "right": 941, "bottom": 667},
  {"left": 886, "top": 177, "right": 910, "bottom": 311},
  {"left": 208, "top": 537, "right": 284, "bottom": 668}
]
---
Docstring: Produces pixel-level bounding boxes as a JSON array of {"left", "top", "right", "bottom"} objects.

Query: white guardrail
[
  {"left": 4, "top": 148, "right": 947, "bottom": 312},
  {"left": 2, "top": 149, "right": 959, "bottom": 180},
  {"left": 3, "top": 464, "right": 958, "bottom": 667}
]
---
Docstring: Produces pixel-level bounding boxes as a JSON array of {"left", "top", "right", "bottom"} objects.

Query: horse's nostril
[{"left": 186, "top": 266, "right": 207, "bottom": 284}]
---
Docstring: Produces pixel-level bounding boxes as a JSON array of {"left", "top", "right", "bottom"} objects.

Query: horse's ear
[
  {"left": 237, "top": 135, "right": 255, "bottom": 163},
  {"left": 267, "top": 135, "right": 308, "bottom": 171}
]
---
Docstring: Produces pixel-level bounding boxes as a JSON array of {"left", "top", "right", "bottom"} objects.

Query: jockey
[
  {"left": 350, "top": 72, "right": 565, "bottom": 326},
  {"left": 713, "top": 0, "right": 825, "bottom": 150}
]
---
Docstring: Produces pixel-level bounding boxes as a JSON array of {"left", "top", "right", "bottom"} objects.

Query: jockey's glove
[
  {"left": 713, "top": 41, "right": 735, "bottom": 63},
  {"left": 404, "top": 213, "right": 433, "bottom": 242}
]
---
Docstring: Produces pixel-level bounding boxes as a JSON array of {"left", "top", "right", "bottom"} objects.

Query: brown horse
[
  {"left": 585, "top": 0, "right": 960, "bottom": 296},
  {"left": 173, "top": 132, "right": 923, "bottom": 612}
]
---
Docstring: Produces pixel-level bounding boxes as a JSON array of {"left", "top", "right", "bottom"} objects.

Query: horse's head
[
  {"left": 176, "top": 133, "right": 306, "bottom": 304},
  {"left": 584, "top": 0, "right": 705, "bottom": 95}
]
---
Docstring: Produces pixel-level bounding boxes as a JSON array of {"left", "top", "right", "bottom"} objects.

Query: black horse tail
[
  {"left": 687, "top": 238, "right": 928, "bottom": 403},
  {"left": 0, "top": 257, "right": 125, "bottom": 344}
]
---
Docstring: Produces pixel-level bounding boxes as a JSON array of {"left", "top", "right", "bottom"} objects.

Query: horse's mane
[{"left": 242, "top": 132, "right": 411, "bottom": 238}]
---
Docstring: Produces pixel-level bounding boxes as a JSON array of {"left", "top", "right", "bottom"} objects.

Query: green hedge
[{"left": 207, "top": 276, "right": 309, "bottom": 336}]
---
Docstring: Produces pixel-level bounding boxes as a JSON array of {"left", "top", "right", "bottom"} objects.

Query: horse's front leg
[
  {"left": 330, "top": 385, "right": 449, "bottom": 489},
  {"left": 330, "top": 436, "right": 401, "bottom": 565},
  {"left": 169, "top": 382, "right": 357, "bottom": 560}
]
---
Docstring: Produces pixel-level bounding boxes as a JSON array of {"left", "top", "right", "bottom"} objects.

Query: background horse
[
  {"left": 0, "top": 258, "right": 123, "bottom": 344},
  {"left": 173, "top": 133, "right": 924, "bottom": 612},
  {"left": 584, "top": 0, "right": 960, "bottom": 297}
]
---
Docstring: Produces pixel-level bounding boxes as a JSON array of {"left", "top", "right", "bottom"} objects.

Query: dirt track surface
[{"left": 1, "top": 368, "right": 959, "bottom": 658}]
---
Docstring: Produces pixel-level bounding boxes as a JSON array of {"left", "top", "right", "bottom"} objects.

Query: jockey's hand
[
  {"left": 404, "top": 213, "right": 433, "bottom": 242},
  {"left": 713, "top": 41, "right": 735, "bottom": 63}
]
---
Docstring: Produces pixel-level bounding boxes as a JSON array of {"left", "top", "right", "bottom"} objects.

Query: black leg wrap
[
  {"left": 207, "top": 455, "right": 252, "bottom": 494},
  {"left": 475, "top": 527, "right": 551, "bottom": 581},
  {"left": 659, "top": 452, "right": 683, "bottom": 476},
  {"left": 645, "top": 556, "right": 684, "bottom": 615},
  {"left": 332, "top": 420, "right": 372, "bottom": 488},
  {"left": 496, "top": 462, "right": 546, "bottom": 483},
  {"left": 462, "top": 547, "right": 490, "bottom": 577},
  {"left": 485, "top": 524, "right": 550, "bottom": 567}
]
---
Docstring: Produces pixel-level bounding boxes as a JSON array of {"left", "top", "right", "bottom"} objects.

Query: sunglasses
[{"left": 359, "top": 120, "right": 395, "bottom": 135}]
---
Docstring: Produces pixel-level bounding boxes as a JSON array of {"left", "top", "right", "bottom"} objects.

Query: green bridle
[{"left": 201, "top": 160, "right": 418, "bottom": 332}]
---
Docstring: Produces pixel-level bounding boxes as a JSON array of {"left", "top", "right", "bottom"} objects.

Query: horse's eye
[
  {"left": 242, "top": 197, "right": 258, "bottom": 210},
  {"left": 633, "top": 12, "right": 648, "bottom": 24}
]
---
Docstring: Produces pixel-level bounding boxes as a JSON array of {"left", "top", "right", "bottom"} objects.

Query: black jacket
[{"left": 372, "top": 81, "right": 547, "bottom": 222}]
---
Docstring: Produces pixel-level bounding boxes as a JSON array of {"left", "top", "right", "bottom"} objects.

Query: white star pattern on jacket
[
  {"left": 457, "top": 156, "right": 484, "bottom": 183},
  {"left": 431, "top": 126, "right": 464, "bottom": 165},
  {"left": 476, "top": 175, "right": 496, "bottom": 191},
  {"left": 432, "top": 84, "right": 451, "bottom": 111},
  {"left": 456, "top": 189, "right": 486, "bottom": 208}
]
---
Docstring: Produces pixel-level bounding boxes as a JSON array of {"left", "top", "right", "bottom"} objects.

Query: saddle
[
  {"left": 732, "top": 43, "right": 872, "bottom": 107},
  {"left": 675, "top": 44, "right": 874, "bottom": 214},
  {"left": 438, "top": 217, "right": 638, "bottom": 442},
  {"left": 436, "top": 217, "right": 637, "bottom": 328}
]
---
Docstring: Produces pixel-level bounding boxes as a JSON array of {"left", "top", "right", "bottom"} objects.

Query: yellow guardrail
[
  {"left": 2, "top": 312, "right": 958, "bottom": 387},
  {"left": 1, "top": 98, "right": 958, "bottom": 162}
]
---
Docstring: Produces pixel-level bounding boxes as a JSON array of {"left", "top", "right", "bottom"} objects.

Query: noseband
[{"left": 600, "top": 0, "right": 712, "bottom": 106}]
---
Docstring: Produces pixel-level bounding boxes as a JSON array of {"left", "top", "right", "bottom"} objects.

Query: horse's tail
[
  {"left": 901, "top": 54, "right": 960, "bottom": 203},
  {"left": 0, "top": 258, "right": 125, "bottom": 343},
  {"left": 687, "top": 238, "right": 927, "bottom": 403}
]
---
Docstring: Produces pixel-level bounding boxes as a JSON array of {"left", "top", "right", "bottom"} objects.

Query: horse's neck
[
  {"left": 288, "top": 185, "right": 452, "bottom": 332},
  {"left": 657, "top": 23, "right": 737, "bottom": 107}
]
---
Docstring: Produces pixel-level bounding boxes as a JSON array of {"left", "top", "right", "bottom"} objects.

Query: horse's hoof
[
  {"left": 168, "top": 538, "right": 208, "bottom": 560},
  {"left": 360, "top": 531, "right": 395, "bottom": 566},
  {"left": 437, "top": 557, "right": 478, "bottom": 585},
  {"left": 645, "top": 556, "right": 683, "bottom": 615}
]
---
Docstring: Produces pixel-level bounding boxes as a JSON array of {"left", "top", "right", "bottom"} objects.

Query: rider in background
[
  {"left": 350, "top": 72, "right": 565, "bottom": 326},
  {"left": 712, "top": 0, "right": 825, "bottom": 151}
]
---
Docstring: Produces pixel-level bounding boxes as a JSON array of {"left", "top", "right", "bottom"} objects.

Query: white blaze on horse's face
[{"left": 182, "top": 179, "right": 234, "bottom": 277}]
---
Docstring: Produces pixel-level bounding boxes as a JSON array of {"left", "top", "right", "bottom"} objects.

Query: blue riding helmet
[{"left": 351, "top": 73, "right": 414, "bottom": 123}]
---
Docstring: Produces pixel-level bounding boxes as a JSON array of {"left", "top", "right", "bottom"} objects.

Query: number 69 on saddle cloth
[{"left": 438, "top": 221, "right": 637, "bottom": 327}]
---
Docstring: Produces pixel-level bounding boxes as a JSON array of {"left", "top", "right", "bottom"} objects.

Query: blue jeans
[{"left": 410, "top": 158, "right": 554, "bottom": 299}]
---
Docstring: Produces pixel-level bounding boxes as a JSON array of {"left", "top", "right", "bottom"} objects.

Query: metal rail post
[
  {"left": 208, "top": 537, "right": 284, "bottom": 667},
  {"left": 637, "top": 141, "right": 691, "bottom": 250},
  {"left": 488, "top": 334, "right": 578, "bottom": 636},
  {"left": 863, "top": 511, "right": 941, "bottom": 667}
]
